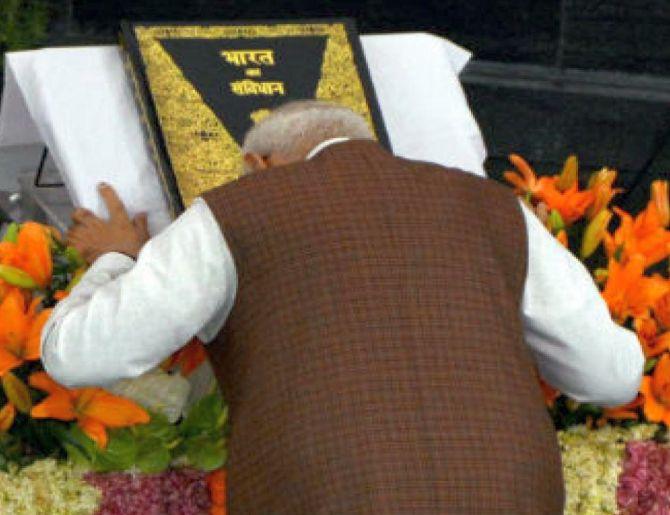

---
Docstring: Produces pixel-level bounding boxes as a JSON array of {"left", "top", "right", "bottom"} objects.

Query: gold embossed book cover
[{"left": 120, "top": 19, "right": 389, "bottom": 215}]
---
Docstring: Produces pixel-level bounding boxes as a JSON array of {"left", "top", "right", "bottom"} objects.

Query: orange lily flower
[
  {"left": 652, "top": 180, "right": 669, "bottom": 228},
  {"left": 538, "top": 378, "right": 560, "bottom": 408},
  {"left": 0, "top": 288, "right": 52, "bottom": 376},
  {"left": 207, "top": 468, "right": 227, "bottom": 515},
  {"left": 655, "top": 291, "right": 670, "bottom": 330},
  {"left": 30, "top": 372, "right": 150, "bottom": 448},
  {"left": 586, "top": 167, "right": 620, "bottom": 219},
  {"left": 601, "top": 254, "right": 670, "bottom": 323},
  {"left": 555, "top": 230, "right": 568, "bottom": 248},
  {"left": 161, "top": 337, "right": 208, "bottom": 377},
  {"left": 535, "top": 179, "right": 595, "bottom": 225},
  {"left": 605, "top": 204, "right": 670, "bottom": 267},
  {"left": 53, "top": 290, "right": 69, "bottom": 302},
  {"left": 0, "top": 403, "right": 15, "bottom": 431},
  {"left": 0, "top": 223, "right": 52, "bottom": 289},
  {"left": 635, "top": 316, "right": 670, "bottom": 358},
  {"left": 0, "top": 280, "right": 10, "bottom": 302},
  {"left": 601, "top": 394, "right": 643, "bottom": 422},
  {"left": 503, "top": 154, "right": 554, "bottom": 198},
  {"left": 641, "top": 353, "right": 670, "bottom": 425}
]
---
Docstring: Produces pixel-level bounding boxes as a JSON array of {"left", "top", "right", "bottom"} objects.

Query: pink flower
[
  {"left": 618, "top": 441, "right": 670, "bottom": 514},
  {"left": 85, "top": 468, "right": 211, "bottom": 514}
]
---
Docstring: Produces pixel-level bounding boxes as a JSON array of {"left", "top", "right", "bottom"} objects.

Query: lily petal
[
  {"left": 15, "top": 223, "right": 52, "bottom": 288},
  {"left": 0, "top": 403, "right": 15, "bottom": 432},
  {"left": 77, "top": 389, "right": 149, "bottom": 428},
  {"left": 0, "top": 347, "right": 23, "bottom": 377},
  {"left": 31, "top": 390, "right": 77, "bottom": 421},
  {"left": 0, "top": 289, "right": 28, "bottom": 348},
  {"left": 28, "top": 371, "right": 68, "bottom": 395},
  {"left": 78, "top": 417, "right": 108, "bottom": 449},
  {"left": 25, "top": 309, "right": 52, "bottom": 361},
  {"left": 641, "top": 376, "right": 667, "bottom": 422}
]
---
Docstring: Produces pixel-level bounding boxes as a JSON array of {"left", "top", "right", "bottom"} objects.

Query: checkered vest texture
[{"left": 203, "top": 140, "right": 564, "bottom": 514}]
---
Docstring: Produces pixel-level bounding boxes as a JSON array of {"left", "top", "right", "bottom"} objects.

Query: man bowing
[{"left": 43, "top": 100, "right": 643, "bottom": 514}]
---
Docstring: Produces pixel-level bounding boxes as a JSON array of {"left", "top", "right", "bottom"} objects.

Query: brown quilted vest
[{"left": 203, "top": 140, "right": 564, "bottom": 514}]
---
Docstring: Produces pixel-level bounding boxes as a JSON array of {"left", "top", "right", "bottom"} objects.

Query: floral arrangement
[
  {"left": 504, "top": 154, "right": 670, "bottom": 428},
  {"left": 558, "top": 423, "right": 658, "bottom": 514},
  {"left": 505, "top": 154, "right": 670, "bottom": 513},
  {"left": 0, "top": 156, "right": 666, "bottom": 512},
  {"left": 0, "top": 222, "right": 227, "bottom": 513}
]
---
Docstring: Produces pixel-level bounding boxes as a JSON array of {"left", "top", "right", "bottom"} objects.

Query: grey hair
[{"left": 241, "top": 100, "right": 374, "bottom": 168}]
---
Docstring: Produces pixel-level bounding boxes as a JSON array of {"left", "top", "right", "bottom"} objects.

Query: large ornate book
[{"left": 120, "top": 19, "right": 389, "bottom": 215}]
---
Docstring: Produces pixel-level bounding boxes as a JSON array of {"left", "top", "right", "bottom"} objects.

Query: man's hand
[{"left": 67, "top": 183, "right": 150, "bottom": 263}]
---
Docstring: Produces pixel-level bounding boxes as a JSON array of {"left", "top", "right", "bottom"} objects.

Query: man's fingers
[
  {"left": 133, "top": 213, "right": 149, "bottom": 237},
  {"left": 67, "top": 226, "right": 89, "bottom": 247},
  {"left": 67, "top": 234, "right": 85, "bottom": 250},
  {"left": 99, "top": 183, "right": 129, "bottom": 222},
  {"left": 71, "top": 208, "right": 96, "bottom": 225}
]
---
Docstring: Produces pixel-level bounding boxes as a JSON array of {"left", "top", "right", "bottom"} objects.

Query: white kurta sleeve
[
  {"left": 40, "top": 198, "right": 237, "bottom": 387},
  {"left": 519, "top": 201, "right": 644, "bottom": 408}
]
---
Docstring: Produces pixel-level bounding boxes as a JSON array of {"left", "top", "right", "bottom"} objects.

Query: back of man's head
[{"left": 241, "top": 100, "right": 374, "bottom": 173}]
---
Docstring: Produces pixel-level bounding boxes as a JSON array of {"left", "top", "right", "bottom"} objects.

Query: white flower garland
[
  {"left": 558, "top": 424, "right": 658, "bottom": 514},
  {"left": 0, "top": 459, "right": 100, "bottom": 514}
]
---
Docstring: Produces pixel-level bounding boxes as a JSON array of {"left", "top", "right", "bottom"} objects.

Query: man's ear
[{"left": 244, "top": 152, "right": 270, "bottom": 171}]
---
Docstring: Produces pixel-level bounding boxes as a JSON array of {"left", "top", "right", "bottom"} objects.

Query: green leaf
[
  {"left": 93, "top": 429, "right": 137, "bottom": 472},
  {"left": 135, "top": 412, "right": 179, "bottom": 446},
  {"left": 62, "top": 442, "right": 94, "bottom": 470},
  {"left": 547, "top": 209, "right": 565, "bottom": 233},
  {"left": 64, "top": 246, "right": 86, "bottom": 271},
  {"left": 135, "top": 437, "right": 172, "bottom": 473},
  {"left": 0, "top": 264, "right": 38, "bottom": 289},
  {"left": 577, "top": 403, "right": 602, "bottom": 417},
  {"left": 183, "top": 435, "right": 227, "bottom": 471},
  {"left": 645, "top": 358, "right": 659, "bottom": 374},
  {"left": 179, "top": 393, "right": 227, "bottom": 438},
  {"left": 0, "top": 432, "right": 24, "bottom": 464},
  {"left": 59, "top": 426, "right": 97, "bottom": 466},
  {"left": 2, "top": 223, "right": 19, "bottom": 243},
  {"left": 0, "top": 0, "right": 50, "bottom": 67}
]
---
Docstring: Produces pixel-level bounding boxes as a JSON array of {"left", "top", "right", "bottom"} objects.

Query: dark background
[{"left": 12, "top": 0, "right": 670, "bottom": 211}]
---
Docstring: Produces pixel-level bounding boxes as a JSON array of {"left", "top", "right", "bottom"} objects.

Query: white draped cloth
[{"left": 0, "top": 33, "right": 486, "bottom": 234}]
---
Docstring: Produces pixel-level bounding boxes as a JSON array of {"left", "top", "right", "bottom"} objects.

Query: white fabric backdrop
[{"left": 0, "top": 33, "right": 487, "bottom": 233}]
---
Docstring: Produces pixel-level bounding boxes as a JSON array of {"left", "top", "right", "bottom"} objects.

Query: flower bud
[
  {"left": 2, "top": 372, "right": 32, "bottom": 414},
  {"left": 0, "top": 403, "right": 15, "bottom": 432},
  {"left": 651, "top": 180, "right": 669, "bottom": 228},
  {"left": 556, "top": 155, "right": 578, "bottom": 192},
  {"left": 0, "top": 265, "right": 38, "bottom": 290},
  {"left": 581, "top": 209, "right": 613, "bottom": 259},
  {"left": 547, "top": 209, "right": 566, "bottom": 233},
  {"left": 586, "top": 168, "right": 618, "bottom": 219}
]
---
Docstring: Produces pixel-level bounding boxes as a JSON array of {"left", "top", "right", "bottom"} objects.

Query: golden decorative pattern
[{"left": 132, "top": 23, "right": 378, "bottom": 210}]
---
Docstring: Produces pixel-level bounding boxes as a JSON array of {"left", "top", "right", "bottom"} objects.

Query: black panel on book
[{"left": 160, "top": 37, "right": 328, "bottom": 146}]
